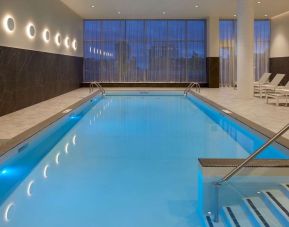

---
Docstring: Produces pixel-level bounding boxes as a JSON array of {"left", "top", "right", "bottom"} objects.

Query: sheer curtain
[
  {"left": 254, "top": 20, "right": 270, "bottom": 81},
  {"left": 83, "top": 20, "right": 206, "bottom": 83},
  {"left": 219, "top": 20, "right": 270, "bottom": 86},
  {"left": 219, "top": 20, "right": 237, "bottom": 87}
]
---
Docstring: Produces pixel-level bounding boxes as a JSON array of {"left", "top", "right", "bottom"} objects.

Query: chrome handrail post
[
  {"left": 89, "top": 81, "right": 105, "bottom": 95},
  {"left": 184, "top": 82, "right": 201, "bottom": 95}
]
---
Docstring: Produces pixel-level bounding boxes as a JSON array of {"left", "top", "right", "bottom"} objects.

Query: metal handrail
[
  {"left": 184, "top": 82, "right": 201, "bottom": 95},
  {"left": 89, "top": 82, "right": 105, "bottom": 95},
  {"left": 213, "top": 123, "right": 289, "bottom": 222}
]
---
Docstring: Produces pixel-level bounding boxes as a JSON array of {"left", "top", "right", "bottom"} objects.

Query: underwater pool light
[
  {"left": 0, "top": 167, "right": 19, "bottom": 177},
  {"left": 70, "top": 115, "right": 81, "bottom": 120},
  {"left": 1, "top": 169, "right": 8, "bottom": 175}
]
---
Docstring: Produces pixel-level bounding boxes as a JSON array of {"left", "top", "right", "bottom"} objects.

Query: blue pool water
[{"left": 0, "top": 92, "right": 288, "bottom": 227}]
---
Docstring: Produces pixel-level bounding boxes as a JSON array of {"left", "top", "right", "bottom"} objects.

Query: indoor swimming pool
[{"left": 0, "top": 91, "right": 288, "bottom": 227}]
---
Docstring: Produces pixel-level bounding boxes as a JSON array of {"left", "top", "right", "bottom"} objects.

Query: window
[
  {"left": 84, "top": 20, "right": 207, "bottom": 83},
  {"left": 219, "top": 20, "right": 270, "bottom": 86}
]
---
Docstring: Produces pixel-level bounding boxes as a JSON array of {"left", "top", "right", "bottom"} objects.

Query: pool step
[
  {"left": 203, "top": 184, "right": 289, "bottom": 227},
  {"left": 243, "top": 196, "right": 282, "bottom": 227},
  {"left": 203, "top": 215, "right": 225, "bottom": 227},
  {"left": 261, "top": 189, "right": 289, "bottom": 226},
  {"left": 222, "top": 205, "right": 254, "bottom": 227},
  {"left": 280, "top": 184, "right": 289, "bottom": 198}
]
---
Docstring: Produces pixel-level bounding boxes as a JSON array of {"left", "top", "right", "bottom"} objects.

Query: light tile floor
[
  {"left": 198, "top": 88, "right": 289, "bottom": 139},
  {"left": 0, "top": 87, "right": 288, "bottom": 141},
  {"left": 0, "top": 88, "right": 93, "bottom": 140}
]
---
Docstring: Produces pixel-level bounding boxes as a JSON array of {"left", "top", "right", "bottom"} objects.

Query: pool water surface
[{"left": 0, "top": 92, "right": 288, "bottom": 227}]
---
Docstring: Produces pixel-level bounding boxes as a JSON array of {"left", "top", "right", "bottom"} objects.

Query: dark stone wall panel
[
  {"left": 269, "top": 57, "right": 289, "bottom": 86},
  {"left": 206, "top": 57, "right": 220, "bottom": 88},
  {"left": 0, "top": 46, "right": 83, "bottom": 116}
]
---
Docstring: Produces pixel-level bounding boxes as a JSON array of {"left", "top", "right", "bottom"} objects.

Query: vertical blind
[
  {"left": 219, "top": 20, "right": 270, "bottom": 87},
  {"left": 83, "top": 20, "right": 207, "bottom": 83}
]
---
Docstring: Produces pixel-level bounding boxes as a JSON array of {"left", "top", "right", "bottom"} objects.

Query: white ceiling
[{"left": 60, "top": 0, "right": 289, "bottom": 19}]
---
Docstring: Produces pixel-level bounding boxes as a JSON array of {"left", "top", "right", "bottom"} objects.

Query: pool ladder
[
  {"left": 89, "top": 82, "right": 105, "bottom": 95},
  {"left": 184, "top": 82, "right": 201, "bottom": 96}
]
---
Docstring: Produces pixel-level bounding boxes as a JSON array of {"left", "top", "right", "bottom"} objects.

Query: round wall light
[
  {"left": 26, "top": 22, "right": 36, "bottom": 39},
  {"left": 72, "top": 39, "right": 77, "bottom": 51},
  {"left": 54, "top": 33, "right": 61, "bottom": 46},
  {"left": 3, "top": 15, "right": 15, "bottom": 33},
  {"left": 64, "top": 36, "right": 70, "bottom": 49},
  {"left": 42, "top": 28, "right": 50, "bottom": 43}
]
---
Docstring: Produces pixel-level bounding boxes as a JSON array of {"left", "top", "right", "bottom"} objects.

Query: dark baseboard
[{"left": 81, "top": 82, "right": 209, "bottom": 88}]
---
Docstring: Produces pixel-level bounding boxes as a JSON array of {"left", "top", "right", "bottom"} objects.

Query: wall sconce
[
  {"left": 55, "top": 33, "right": 61, "bottom": 46},
  {"left": 42, "top": 28, "right": 50, "bottom": 43},
  {"left": 3, "top": 15, "right": 15, "bottom": 34},
  {"left": 26, "top": 22, "right": 36, "bottom": 39},
  {"left": 72, "top": 39, "right": 77, "bottom": 51},
  {"left": 64, "top": 36, "right": 70, "bottom": 49}
]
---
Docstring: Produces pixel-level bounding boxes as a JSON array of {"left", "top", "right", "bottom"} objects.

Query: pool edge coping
[
  {"left": 199, "top": 158, "right": 289, "bottom": 168},
  {"left": 0, "top": 90, "right": 102, "bottom": 158}
]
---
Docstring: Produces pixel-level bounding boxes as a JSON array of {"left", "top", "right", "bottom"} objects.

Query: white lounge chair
[
  {"left": 266, "top": 89, "right": 289, "bottom": 106},
  {"left": 266, "top": 80, "right": 289, "bottom": 106},
  {"left": 253, "top": 73, "right": 271, "bottom": 87},
  {"left": 254, "top": 74, "right": 285, "bottom": 98}
]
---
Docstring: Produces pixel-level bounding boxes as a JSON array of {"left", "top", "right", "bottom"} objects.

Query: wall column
[
  {"left": 237, "top": 0, "right": 254, "bottom": 97},
  {"left": 206, "top": 17, "right": 220, "bottom": 88}
]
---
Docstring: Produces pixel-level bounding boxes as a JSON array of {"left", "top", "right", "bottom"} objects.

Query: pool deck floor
[
  {"left": 198, "top": 88, "right": 289, "bottom": 140},
  {"left": 0, "top": 87, "right": 288, "bottom": 145},
  {"left": 0, "top": 88, "right": 94, "bottom": 141}
]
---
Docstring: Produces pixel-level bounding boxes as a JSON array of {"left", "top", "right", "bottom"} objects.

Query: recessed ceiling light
[
  {"left": 162, "top": 11, "right": 166, "bottom": 15},
  {"left": 91, "top": 5, "right": 95, "bottom": 8},
  {"left": 195, "top": 5, "right": 199, "bottom": 8},
  {"left": 264, "top": 14, "right": 268, "bottom": 17},
  {"left": 233, "top": 14, "right": 237, "bottom": 17},
  {"left": 117, "top": 11, "right": 121, "bottom": 14},
  {"left": 257, "top": 1, "right": 261, "bottom": 3}
]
